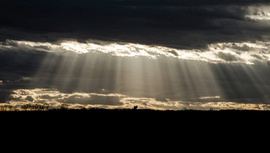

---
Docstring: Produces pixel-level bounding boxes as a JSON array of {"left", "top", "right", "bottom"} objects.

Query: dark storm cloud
[
  {"left": 0, "top": 48, "right": 45, "bottom": 103},
  {"left": 0, "top": 49, "right": 46, "bottom": 78},
  {"left": 0, "top": 90, "right": 14, "bottom": 103},
  {"left": 1, "top": 0, "right": 270, "bottom": 49},
  {"left": 3, "top": 0, "right": 269, "bottom": 7}
]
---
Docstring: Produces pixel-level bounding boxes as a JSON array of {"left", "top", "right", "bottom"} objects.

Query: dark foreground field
[
  {"left": 1, "top": 107, "right": 270, "bottom": 113},
  {"left": 1, "top": 102, "right": 270, "bottom": 112},
  {"left": 2, "top": 107, "right": 268, "bottom": 127},
  {"left": 2, "top": 103, "right": 270, "bottom": 113},
  {"left": 2, "top": 104, "right": 270, "bottom": 123}
]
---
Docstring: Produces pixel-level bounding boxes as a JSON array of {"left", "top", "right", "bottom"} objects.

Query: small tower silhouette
[{"left": 133, "top": 105, "right": 138, "bottom": 110}]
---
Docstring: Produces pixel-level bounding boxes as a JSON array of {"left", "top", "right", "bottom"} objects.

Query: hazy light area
[
  {"left": 1, "top": 40, "right": 270, "bottom": 110},
  {"left": 1, "top": 38, "right": 270, "bottom": 111},
  {"left": 1, "top": 39, "right": 270, "bottom": 65}
]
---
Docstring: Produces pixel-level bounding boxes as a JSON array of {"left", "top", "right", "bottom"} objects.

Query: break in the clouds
[{"left": 2, "top": 0, "right": 270, "bottom": 110}]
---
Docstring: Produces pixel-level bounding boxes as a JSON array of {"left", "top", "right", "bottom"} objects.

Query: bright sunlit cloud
[
  {"left": 246, "top": 5, "right": 270, "bottom": 20},
  {"left": 2, "top": 88, "right": 270, "bottom": 111},
  {"left": 199, "top": 96, "right": 220, "bottom": 99},
  {"left": 246, "top": 14, "right": 270, "bottom": 20},
  {"left": 1, "top": 39, "right": 270, "bottom": 65}
]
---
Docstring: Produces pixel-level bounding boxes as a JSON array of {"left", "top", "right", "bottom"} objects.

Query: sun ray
[
  {"left": 51, "top": 52, "right": 79, "bottom": 93},
  {"left": 33, "top": 51, "right": 63, "bottom": 88},
  {"left": 239, "top": 64, "right": 270, "bottom": 100},
  {"left": 76, "top": 52, "right": 99, "bottom": 93}
]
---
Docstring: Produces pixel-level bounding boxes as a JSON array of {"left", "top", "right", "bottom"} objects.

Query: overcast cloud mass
[{"left": 1, "top": 0, "right": 270, "bottom": 110}]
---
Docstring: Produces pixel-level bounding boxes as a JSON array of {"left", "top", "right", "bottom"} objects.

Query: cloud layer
[
  {"left": 1, "top": 0, "right": 270, "bottom": 49},
  {"left": 2, "top": 88, "right": 270, "bottom": 111},
  {"left": 1, "top": 39, "right": 270, "bottom": 65}
]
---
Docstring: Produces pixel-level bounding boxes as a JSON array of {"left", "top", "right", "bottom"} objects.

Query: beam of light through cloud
[{"left": 1, "top": 39, "right": 270, "bottom": 65}]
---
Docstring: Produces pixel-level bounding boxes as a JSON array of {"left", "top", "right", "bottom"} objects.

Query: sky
[{"left": 1, "top": 0, "right": 270, "bottom": 110}]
